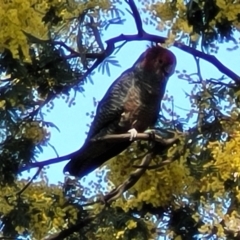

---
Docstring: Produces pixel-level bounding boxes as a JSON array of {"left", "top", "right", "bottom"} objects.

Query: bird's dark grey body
[{"left": 64, "top": 46, "right": 176, "bottom": 177}]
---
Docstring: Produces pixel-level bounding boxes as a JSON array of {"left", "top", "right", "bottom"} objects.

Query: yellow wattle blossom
[
  {"left": 207, "top": 126, "right": 240, "bottom": 183},
  {"left": 153, "top": 3, "right": 175, "bottom": 21},
  {"left": 15, "top": 226, "right": 25, "bottom": 235},
  {"left": 0, "top": 179, "right": 80, "bottom": 239},
  {"left": 175, "top": 18, "right": 193, "bottom": 34},
  {"left": 0, "top": 100, "right": 6, "bottom": 110},
  {"left": 214, "top": 0, "right": 240, "bottom": 29},
  {"left": 176, "top": 0, "right": 187, "bottom": 13},
  {"left": 109, "top": 141, "right": 197, "bottom": 212},
  {"left": 198, "top": 223, "right": 213, "bottom": 234},
  {"left": 224, "top": 211, "right": 240, "bottom": 234},
  {"left": 216, "top": 0, "right": 227, "bottom": 9},
  {"left": 22, "top": 121, "right": 49, "bottom": 144},
  {"left": 116, "top": 230, "right": 125, "bottom": 239},
  {"left": 163, "top": 32, "right": 176, "bottom": 48},
  {"left": 126, "top": 219, "right": 137, "bottom": 229}
]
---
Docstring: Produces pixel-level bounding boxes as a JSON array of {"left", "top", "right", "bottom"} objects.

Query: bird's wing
[
  {"left": 86, "top": 69, "right": 136, "bottom": 140},
  {"left": 63, "top": 141, "right": 131, "bottom": 177}
]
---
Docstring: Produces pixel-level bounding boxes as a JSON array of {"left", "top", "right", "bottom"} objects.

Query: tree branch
[
  {"left": 17, "top": 167, "right": 43, "bottom": 196},
  {"left": 104, "top": 152, "right": 153, "bottom": 203},
  {"left": 127, "top": 0, "right": 144, "bottom": 35},
  {"left": 19, "top": 130, "right": 180, "bottom": 173},
  {"left": 54, "top": 41, "right": 104, "bottom": 59},
  {"left": 91, "top": 131, "right": 179, "bottom": 145},
  {"left": 19, "top": 152, "right": 74, "bottom": 172},
  {"left": 43, "top": 216, "right": 96, "bottom": 240},
  {"left": 105, "top": 33, "right": 240, "bottom": 82}
]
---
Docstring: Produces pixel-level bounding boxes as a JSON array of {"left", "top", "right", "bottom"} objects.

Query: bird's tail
[{"left": 63, "top": 140, "right": 131, "bottom": 178}]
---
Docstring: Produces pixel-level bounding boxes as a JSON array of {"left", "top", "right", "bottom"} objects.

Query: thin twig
[
  {"left": 19, "top": 152, "right": 74, "bottom": 172},
  {"left": 104, "top": 152, "right": 153, "bottom": 203},
  {"left": 17, "top": 167, "right": 43, "bottom": 196},
  {"left": 133, "top": 156, "right": 180, "bottom": 170}
]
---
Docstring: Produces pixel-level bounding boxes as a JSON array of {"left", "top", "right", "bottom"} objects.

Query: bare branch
[
  {"left": 175, "top": 42, "right": 240, "bottom": 82},
  {"left": 126, "top": 0, "right": 144, "bottom": 35},
  {"left": 17, "top": 167, "right": 43, "bottom": 196},
  {"left": 43, "top": 216, "right": 96, "bottom": 240},
  {"left": 88, "top": 15, "right": 105, "bottom": 51},
  {"left": 105, "top": 33, "right": 240, "bottom": 82},
  {"left": 19, "top": 152, "right": 74, "bottom": 172},
  {"left": 53, "top": 41, "right": 104, "bottom": 59},
  {"left": 104, "top": 152, "right": 153, "bottom": 203}
]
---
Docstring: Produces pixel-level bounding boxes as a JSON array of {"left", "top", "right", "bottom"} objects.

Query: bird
[{"left": 64, "top": 45, "right": 176, "bottom": 178}]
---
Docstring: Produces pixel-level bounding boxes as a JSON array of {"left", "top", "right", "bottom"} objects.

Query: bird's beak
[{"left": 164, "top": 64, "right": 175, "bottom": 76}]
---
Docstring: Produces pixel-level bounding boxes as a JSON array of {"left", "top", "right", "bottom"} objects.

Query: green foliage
[
  {"left": 0, "top": 0, "right": 240, "bottom": 239},
  {"left": 149, "top": 0, "right": 240, "bottom": 48},
  {"left": 0, "top": 179, "right": 81, "bottom": 239},
  {"left": 0, "top": 0, "right": 110, "bottom": 61}
]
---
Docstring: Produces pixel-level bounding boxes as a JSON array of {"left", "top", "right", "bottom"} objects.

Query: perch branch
[
  {"left": 19, "top": 130, "right": 180, "bottom": 173},
  {"left": 91, "top": 131, "right": 180, "bottom": 145}
]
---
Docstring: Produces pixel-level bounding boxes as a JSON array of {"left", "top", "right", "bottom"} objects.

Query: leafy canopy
[{"left": 0, "top": 0, "right": 240, "bottom": 239}]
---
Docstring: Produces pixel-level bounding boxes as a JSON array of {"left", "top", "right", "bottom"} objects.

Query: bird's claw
[{"left": 128, "top": 128, "right": 138, "bottom": 141}]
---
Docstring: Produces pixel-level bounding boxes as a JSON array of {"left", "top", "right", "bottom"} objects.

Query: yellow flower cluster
[
  {"left": 150, "top": 0, "right": 193, "bottom": 45},
  {"left": 198, "top": 223, "right": 225, "bottom": 237},
  {"left": 199, "top": 174, "right": 225, "bottom": 196},
  {"left": 212, "top": 0, "right": 240, "bottom": 30},
  {"left": 109, "top": 142, "right": 197, "bottom": 212},
  {"left": 0, "top": 180, "right": 79, "bottom": 239},
  {"left": 224, "top": 210, "right": 240, "bottom": 235},
  {"left": 0, "top": 0, "right": 49, "bottom": 60},
  {"left": 93, "top": 216, "right": 156, "bottom": 239},
  {"left": 197, "top": 209, "right": 240, "bottom": 238},
  {"left": 126, "top": 219, "right": 137, "bottom": 229},
  {"left": 0, "top": 100, "right": 6, "bottom": 110},
  {"left": 60, "top": 0, "right": 110, "bottom": 19},
  {"left": 153, "top": 2, "right": 175, "bottom": 22},
  {"left": 95, "top": 226, "right": 123, "bottom": 240},
  {"left": 21, "top": 121, "right": 49, "bottom": 144},
  {"left": 189, "top": 117, "right": 240, "bottom": 237},
  {"left": 192, "top": 194, "right": 227, "bottom": 238},
  {"left": 207, "top": 126, "right": 240, "bottom": 183}
]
